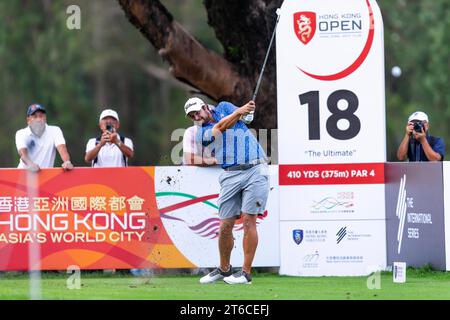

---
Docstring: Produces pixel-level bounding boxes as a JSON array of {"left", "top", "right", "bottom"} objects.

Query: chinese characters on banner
[{"left": 0, "top": 167, "right": 194, "bottom": 270}]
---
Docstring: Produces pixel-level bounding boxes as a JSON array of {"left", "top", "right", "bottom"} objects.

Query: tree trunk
[{"left": 117, "top": 0, "right": 282, "bottom": 129}]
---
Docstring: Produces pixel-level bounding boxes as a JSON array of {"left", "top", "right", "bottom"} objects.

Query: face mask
[{"left": 29, "top": 120, "right": 46, "bottom": 137}]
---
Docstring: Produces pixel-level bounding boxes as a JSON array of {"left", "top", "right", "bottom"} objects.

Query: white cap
[
  {"left": 184, "top": 97, "right": 206, "bottom": 115},
  {"left": 408, "top": 111, "right": 428, "bottom": 122},
  {"left": 99, "top": 109, "right": 119, "bottom": 122}
]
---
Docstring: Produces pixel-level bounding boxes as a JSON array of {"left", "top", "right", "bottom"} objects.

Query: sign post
[{"left": 277, "top": 0, "right": 387, "bottom": 276}]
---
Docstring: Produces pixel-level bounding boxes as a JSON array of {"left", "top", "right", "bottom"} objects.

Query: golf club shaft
[
  {"left": 243, "top": 10, "right": 281, "bottom": 123},
  {"left": 252, "top": 14, "right": 280, "bottom": 101}
]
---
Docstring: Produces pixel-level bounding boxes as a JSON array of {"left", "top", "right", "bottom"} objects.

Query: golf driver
[{"left": 242, "top": 8, "right": 281, "bottom": 124}]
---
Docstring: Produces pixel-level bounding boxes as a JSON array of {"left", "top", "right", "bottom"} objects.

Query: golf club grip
[{"left": 242, "top": 111, "right": 254, "bottom": 124}]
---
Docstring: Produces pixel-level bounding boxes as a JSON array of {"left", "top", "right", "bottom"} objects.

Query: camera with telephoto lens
[
  {"left": 413, "top": 121, "right": 424, "bottom": 133},
  {"left": 106, "top": 123, "right": 113, "bottom": 133}
]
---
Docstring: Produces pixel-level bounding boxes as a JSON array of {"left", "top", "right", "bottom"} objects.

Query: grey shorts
[{"left": 218, "top": 164, "right": 269, "bottom": 219}]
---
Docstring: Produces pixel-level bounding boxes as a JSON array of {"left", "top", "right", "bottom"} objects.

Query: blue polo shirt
[
  {"left": 199, "top": 102, "right": 267, "bottom": 169},
  {"left": 408, "top": 134, "right": 445, "bottom": 161}
]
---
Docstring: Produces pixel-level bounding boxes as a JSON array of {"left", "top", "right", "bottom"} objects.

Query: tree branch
[
  {"left": 117, "top": 0, "right": 252, "bottom": 101},
  {"left": 140, "top": 62, "right": 193, "bottom": 91}
]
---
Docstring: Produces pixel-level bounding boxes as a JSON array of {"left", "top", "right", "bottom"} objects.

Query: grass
[{"left": 1, "top": 268, "right": 450, "bottom": 300}]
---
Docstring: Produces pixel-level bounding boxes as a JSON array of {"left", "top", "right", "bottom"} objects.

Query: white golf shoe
[
  {"left": 199, "top": 266, "right": 232, "bottom": 284},
  {"left": 223, "top": 270, "right": 252, "bottom": 284}
]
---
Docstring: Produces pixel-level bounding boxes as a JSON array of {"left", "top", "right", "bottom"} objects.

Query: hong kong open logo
[{"left": 293, "top": 11, "right": 316, "bottom": 45}]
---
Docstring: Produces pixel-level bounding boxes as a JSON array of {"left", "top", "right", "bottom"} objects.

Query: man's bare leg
[
  {"left": 219, "top": 217, "right": 236, "bottom": 272},
  {"left": 241, "top": 213, "right": 258, "bottom": 274}
]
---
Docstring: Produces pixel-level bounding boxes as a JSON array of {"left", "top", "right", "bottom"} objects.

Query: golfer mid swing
[{"left": 184, "top": 97, "right": 269, "bottom": 284}]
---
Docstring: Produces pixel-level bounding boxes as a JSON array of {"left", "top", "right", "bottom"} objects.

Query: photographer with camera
[
  {"left": 85, "top": 109, "right": 134, "bottom": 167},
  {"left": 397, "top": 111, "right": 444, "bottom": 162}
]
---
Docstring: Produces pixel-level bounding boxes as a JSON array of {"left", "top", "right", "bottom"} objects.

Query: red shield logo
[{"left": 293, "top": 12, "right": 316, "bottom": 45}]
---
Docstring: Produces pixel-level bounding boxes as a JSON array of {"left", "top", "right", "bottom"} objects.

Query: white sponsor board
[
  {"left": 280, "top": 184, "right": 385, "bottom": 220},
  {"left": 276, "top": 0, "right": 386, "bottom": 276},
  {"left": 277, "top": 0, "right": 385, "bottom": 164},
  {"left": 280, "top": 220, "right": 386, "bottom": 276},
  {"left": 442, "top": 162, "right": 450, "bottom": 270},
  {"left": 393, "top": 262, "right": 406, "bottom": 283},
  {"left": 155, "top": 166, "right": 280, "bottom": 267}
]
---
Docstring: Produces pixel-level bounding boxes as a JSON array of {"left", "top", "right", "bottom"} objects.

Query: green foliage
[
  {"left": 379, "top": 0, "right": 450, "bottom": 160},
  {"left": 0, "top": 0, "right": 208, "bottom": 168},
  {"left": 164, "top": 0, "right": 223, "bottom": 53},
  {"left": 0, "top": 0, "right": 447, "bottom": 166},
  {"left": 0, "top": 1, "right": 91, "bottom": 167},
  {"left": 411, "top": 263, "right": 435, "bottom": 275},
  {"left": 226, "top": 45, "right": 243, "bottom": 61}
]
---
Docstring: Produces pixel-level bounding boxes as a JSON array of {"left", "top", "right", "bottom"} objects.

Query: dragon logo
[
  {"left": 293, "top": 12, "right": 316, "bottom": 45},
  {"left": 296, "top": 0, "right": 376, "bottom": 81}
]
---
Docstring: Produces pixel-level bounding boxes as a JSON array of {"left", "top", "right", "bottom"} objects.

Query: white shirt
[
  {"left": 15, "top": 124, "right": 66, "bottom": 168},
  {"left": 86, "top": 135, "right": 133, "bottom": 167},
  {"left": 182, "top": 125, "right": 214, "bottom": 164}
]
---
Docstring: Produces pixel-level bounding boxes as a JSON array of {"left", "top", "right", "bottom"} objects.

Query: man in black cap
[{"left": 15, "top": 104, "right": 74, "bottom": 172}]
